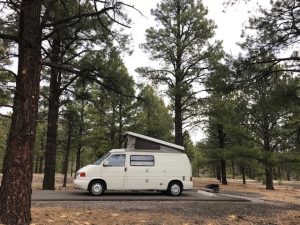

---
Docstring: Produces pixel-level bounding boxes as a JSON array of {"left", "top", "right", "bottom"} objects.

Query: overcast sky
[{"left": 122, "top": 0, "right": 270, "bottom": 143}]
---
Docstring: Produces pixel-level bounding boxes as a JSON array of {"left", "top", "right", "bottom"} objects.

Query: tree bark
[
  {"left": 262, "top": 122, "right": 274, "bottom": 190},
  {"left": 0, "top": 1, "right": 42, "bottom": 224},
  {"left": 75, "top": 141, "right": 82, "bottom": 174},
  {"left": 265, "top": 167, "right": 274, "bottom": 190},
  {"left": 241, "top": 165, "right": 246, "bottom": 184},
  {"left": 38, "top": 131, "right": 45, "bottom": 173},
  {"left": 174, "top": 1, "right": 183, "bottom": 146},
  {"left": 63, "top": 120, "right": 72, "bottom": 187},
  {"left": 286, "top": 167, "right": 290, "bottom": 181},
  {"left": 42, "top": 31, "right": 61, "bottom": 190},
  {"left": 220, "top": 160, "right": 227, "bottom": 185},
  {"left": 174, "top": 94, "right": 183, "bottom": 146},
  {"left": 217, "top": 124, "right": 227, "bottom": 185}
]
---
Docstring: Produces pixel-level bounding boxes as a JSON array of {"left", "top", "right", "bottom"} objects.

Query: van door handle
[{"left": 124, "top": 167, "right": 127, "bottom": 172}]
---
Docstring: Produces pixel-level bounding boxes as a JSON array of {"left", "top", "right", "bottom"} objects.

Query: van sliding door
[{"left": 125, "top": 155, "right": 155, "bottom": 190}]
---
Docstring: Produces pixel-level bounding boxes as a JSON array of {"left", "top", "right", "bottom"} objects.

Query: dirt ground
[
  {"left": 30, "top": 175, "right": 300, "bottom": 225},
  {"left": 1, "top": 174, "right": 300, "bottom": 224},
  {"left": 193, "top": 177, "right": 300, "bottom": 205},
  {"left": 31, "top": 207, "right": 194, "bottom": 225},
  {"left": 30, "top": 205, "right": 300, "bottom": 225}
]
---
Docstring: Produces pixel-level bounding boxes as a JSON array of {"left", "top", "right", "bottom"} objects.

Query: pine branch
[{"left": 0, "top": 33, "right": 19, "bottom": 42}]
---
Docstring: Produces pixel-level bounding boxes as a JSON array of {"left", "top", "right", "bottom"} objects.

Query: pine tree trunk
[
  {"left": 43, "top": 32, "right": 61, "bottom": 190},
  {"left": 0, "top": 1, "right": 42, "bottom": 224},
  {"left": 265, "top": 167, "right": 274, "bottom": 190},
  {"left": 174, "top": 1, "right": 183, "bottom": 146},
  {"left": 38, "top": 155, "right": 44, "bottom": 173},
  {"left": 286, "top": 167, "right": 290, "bottom": 181},
  {"left": 63, "top": 121, "right": 72, "bottom": 187},
  {"left": 217, "top": 124, "right": 227, "bottom": 185},
  {"left": 38, "top": 131, "right": 45, "bottom": 173},
  {"left": 262, "top": 122, "right": 274, "bottom": 190},
  {"left": 174, "top": 96, "right": 183, "bottom": 146},
  {"left": 221, "top": 160, "right": 227, "bottom": 185},
  {"left": 76, "top": 142, "right": 81, "bottom": 174},
  {"left": 241, "top": 165, "right": 246, "bottom": 184}
]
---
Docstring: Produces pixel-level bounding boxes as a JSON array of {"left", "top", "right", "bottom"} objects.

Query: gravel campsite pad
[
  {"left": 31, "top": 201, "right": 300, "bottom": 225},
  {"left": 1, "top": 174, "right": 300, "bottom": 224}
]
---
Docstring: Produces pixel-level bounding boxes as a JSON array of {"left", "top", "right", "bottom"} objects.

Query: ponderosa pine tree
[
  {"left": 138, "top": 0, "right": 222, "bottom": 145},
  {"left": 234, "top": 57, "right": 299, "bottom": 190}
]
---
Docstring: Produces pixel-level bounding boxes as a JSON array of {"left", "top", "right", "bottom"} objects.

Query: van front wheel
[
  {"left": 167, "top": 182, "right": 182, "bottom": 196},
  {"left": 89, "top": 181, "right": 105, "bottom": 196}
]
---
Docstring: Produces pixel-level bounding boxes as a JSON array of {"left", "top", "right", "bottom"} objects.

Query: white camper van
[{"left": 74, "top": 132, "right": 193, "bottom": 196}]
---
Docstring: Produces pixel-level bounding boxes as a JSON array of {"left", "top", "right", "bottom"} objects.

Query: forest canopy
[{"left": 0, "top": 0, "right": 299, "bottom": 224}]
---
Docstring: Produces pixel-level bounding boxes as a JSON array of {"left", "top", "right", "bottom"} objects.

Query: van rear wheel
[
  {"left": 89, "top": 181, "right": 105, "bottom": 196},
  {"left": 167, "top": 181, "right": 182, "bottom": 196}
]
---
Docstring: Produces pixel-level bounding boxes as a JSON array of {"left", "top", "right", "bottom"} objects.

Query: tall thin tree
[{"left": 138, "top": 0, "right": 222, "bottom": 145}]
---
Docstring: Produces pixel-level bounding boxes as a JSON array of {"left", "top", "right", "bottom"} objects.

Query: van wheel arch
[
  {"left": 88, "top": 179, "right": 107, "bottom": 196},
  {"left": 167, "top": 180, "right": 183, "bottom": 196}
]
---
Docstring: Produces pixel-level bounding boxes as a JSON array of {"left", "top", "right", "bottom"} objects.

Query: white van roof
[
  {"left": 124, "top": 132, "right": 185, "bottom": 151},
  {"left": 109, "top": 149, "right": 125, "bottom": 153}
]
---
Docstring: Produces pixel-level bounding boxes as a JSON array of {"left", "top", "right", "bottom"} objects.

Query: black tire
[
  {"left": 89, "top": 180, "right": 105, "bottom": 196},
  {"left": 167, "top": 181, "right": 182, "bottom": 196}
]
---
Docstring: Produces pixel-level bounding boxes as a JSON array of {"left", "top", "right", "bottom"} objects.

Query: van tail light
[
  {"left": 190, "top": 177, "right": 193, "bottom": 181},
  {"left": 78, "top": 172, "right": 86, "bottom": 177}
]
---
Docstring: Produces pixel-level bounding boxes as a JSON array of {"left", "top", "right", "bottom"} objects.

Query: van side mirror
[{"left": 103, "top": 160, "right": 109, "bottom": 167}]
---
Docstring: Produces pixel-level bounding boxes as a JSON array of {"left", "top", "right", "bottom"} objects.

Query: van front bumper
[{"left": 74, "top": 179, "right": 90, "bottom": 190}]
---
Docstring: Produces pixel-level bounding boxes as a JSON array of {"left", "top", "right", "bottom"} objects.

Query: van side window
[
  {"left": 106, "top": 154, "right": 126, "bottom": 167},
  {"left": 130, "top": 155, "right": 155, "bottom": 166}
]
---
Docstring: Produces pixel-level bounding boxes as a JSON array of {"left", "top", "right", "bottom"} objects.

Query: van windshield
[{"left": 93, "top": 152, "right": 111, "bottom": 165}]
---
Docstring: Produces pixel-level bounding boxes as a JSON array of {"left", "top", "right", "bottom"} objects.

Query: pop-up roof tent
[{"left": 122, "top": 132, "right": 185, "bottom": 153}]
